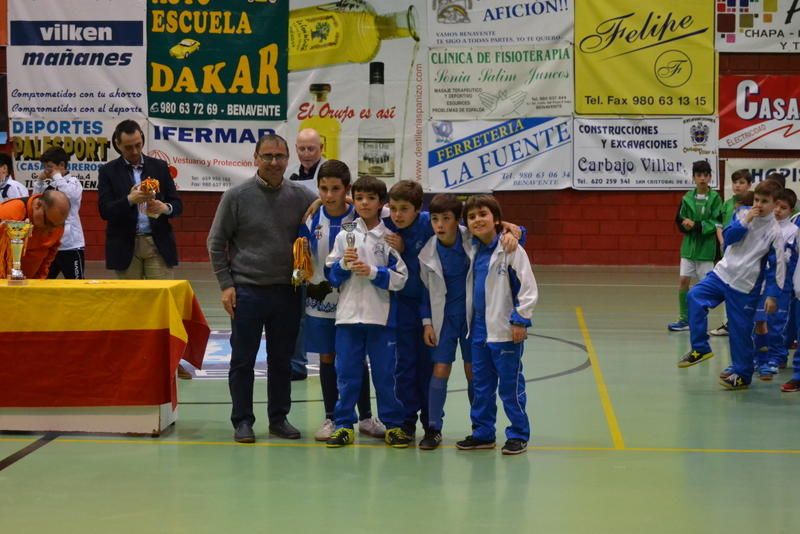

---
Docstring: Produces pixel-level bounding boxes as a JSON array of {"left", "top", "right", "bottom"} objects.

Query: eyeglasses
[{"left": 258, "top": 153, "right": 288, "bottom": 163}]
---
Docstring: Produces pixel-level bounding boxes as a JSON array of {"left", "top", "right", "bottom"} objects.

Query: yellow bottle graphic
[
  {"left": 288, "top": 0, "right": 419, "bottom": 72},
  {"left": 299, "top": 83, "right": 341, "bottom": 161}
]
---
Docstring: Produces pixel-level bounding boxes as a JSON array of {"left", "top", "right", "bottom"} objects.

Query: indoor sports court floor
[{"left": 1, "top": 263, "right": 798, "bottom": 533}]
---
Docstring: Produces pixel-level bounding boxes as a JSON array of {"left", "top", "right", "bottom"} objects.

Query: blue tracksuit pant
[
  {"left": 333, "top": 324, "right": 404, "bottom": 429},
  {"left": 470, "top": 340, "right": 529, "bottom": 442},
  {"left": 688, "top": 271, "right": 759, "bottom": 381},
  {"left": 395, "top": 295, "right": 433, "bottom": 431},
  {"left": 758, "top": 291, "right": 792, "bottom": 368}
]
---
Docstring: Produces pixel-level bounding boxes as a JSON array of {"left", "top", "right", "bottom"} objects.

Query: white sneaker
[
  {"left": 709, "top": 323, "right": 729, "bottom": 336},
  {"left": 358, "top": 417, "right": 386, "bottom": 439},
  {"left": 314, "top": 419, "right": 335, "bottom": 442}
]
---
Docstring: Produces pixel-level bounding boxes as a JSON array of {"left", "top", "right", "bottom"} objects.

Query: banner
[
  {"left": 426, "top": 117, "right": 572, "bottom": 192},
  {"left": 716, "top": 0, "right": 800, "bottom": 53},
  {"left": 147, "top": 0, "right": 287, "bottom": 121},
  {"left": 10, "top": 118, "right": 127, "bottom": 190},
  {"left": 722, "top": 158, "right": 800, "bottom": 198},
  {"left": 573, "top": 117, "right": 718, "bottom": 190},
  {"left": 7, "top": 0, "right": 147, "bottom": 119},
  {"left": 428, "top": 45, "right": 572, "bottom": 119},
  {"left": 428, "top": 0, "right": 573, "bottom": 46},
  {"left": 719, "top": 75, "right": 800, "bottom": 150},
  {"left": 574, "top": 0, "right": 715, "bottom": 115}
]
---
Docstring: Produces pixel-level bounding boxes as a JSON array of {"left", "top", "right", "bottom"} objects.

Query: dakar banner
[
  {"left": 147, "top": 0, "right": 287, "bottom": 121},
  {"left": 7, "top": 0, "right": 147, "bottom": 119},
  {"left": 573, "top": 117, "right": 718, "bottom": 190},
  {"left": 426, "top": 117, "right": 572, "bottom": 192},
  {"left": 722, "top": 158, "right": 800, "bottom": 198},
  {"left": 574, "top": 0, "right": 715, "bottom": 115},
  {"left": 428, "top": 45, "right": 573, "bottom": 119},
  {"left": 719, "top": 75, "right": 800, "bottom": 150},
  {"left": 428, "top": 0, "right": 573, "bottom": 47},
  {"left": 10, "top": 117, "right": 132, "bottom": 190},
  {"left": 716, "top": 0, "right": 800, "bottom": 53}
]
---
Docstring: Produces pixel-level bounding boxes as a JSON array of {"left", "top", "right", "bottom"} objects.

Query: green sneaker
[
  {"left": 385, "top": 427, "right": 412, "bottom": 448},
  {"left": 326, "top": 427, "right": 354, "bottom": 448},
  {"left": 677, "top": 350, "right": 714, "bottom": 368}
]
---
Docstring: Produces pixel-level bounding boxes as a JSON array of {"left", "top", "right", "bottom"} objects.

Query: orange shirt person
[{"left": 0, "top": 190, "right": 69, "bottom": 279}]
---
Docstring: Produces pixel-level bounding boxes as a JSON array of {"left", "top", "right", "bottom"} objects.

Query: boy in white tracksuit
[
  {"left": 455, "top": 195, "right": 538, "bottom": 456},
  {"left": 680, "top": 180, "right": 786, "bottom": 390},
  {"left": 324, "top": 176, "right": 411, "bottom": 448}
]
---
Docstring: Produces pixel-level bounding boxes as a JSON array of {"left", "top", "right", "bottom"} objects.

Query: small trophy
[
  {"left": 3, "top": 220, "right": 33, "bottom": 285},
  {"left": 342, "top": 222, "right": 357, "bottom": 268}
]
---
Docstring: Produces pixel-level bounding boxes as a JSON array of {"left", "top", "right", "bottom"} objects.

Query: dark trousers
[
  {"left": 229, "top": 284, "right": 301, "bottom": 428},
  {"left": 47, "top": 249, "right": 85, "bottom": 279}
]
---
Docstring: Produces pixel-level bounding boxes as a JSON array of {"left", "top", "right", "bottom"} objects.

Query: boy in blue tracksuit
[
  {"left": 325, "top": 176, "right": 411, "bottom": 448},
  {"left": 679, "top": 180, "right": 786, "bottom": 389},
  {"left": 455, "top": 195, "right": 538, "bottom": 456}
]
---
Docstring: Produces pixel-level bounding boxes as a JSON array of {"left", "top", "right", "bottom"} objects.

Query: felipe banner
[{"left": 574, "top": 0, "right": 716, "bottom": 115}]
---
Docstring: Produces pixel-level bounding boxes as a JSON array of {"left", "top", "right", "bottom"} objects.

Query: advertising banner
[
  {"left": 428, "top": 0, "right": 572, "bottom": 47},
  {"left": 7, "top": 0, "right": 147, "bottom": 119},
  {"left": 574, "top": 0, "right": 716, "bottom": 115},
  {"left": 147, "top": 0, "right": 288, "bottom": 121},
  {"left": 426, "top": 117, "right": 572, "bottom": 192},
  {"left": 719, "top": 75, "right": 800, "bottom": 150},
  {"left": 573, "top": 117, "right": 718, "bottom": 190},
  {"left": 428, "top": 45, "right": 572, "bottom": 119},
  {"left": 10, "top": 117, "right": 128, "bottom": 190},
  {"left": 716, "top": 0, "right": 800, "bottom": 53},
  {"left": 722, "top": 159, "right": 800, "bottom": 198}
]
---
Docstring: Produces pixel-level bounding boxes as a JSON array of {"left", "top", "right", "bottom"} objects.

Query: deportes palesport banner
[
  {"left": 427, "top": 117, "right": 572, "bottom": 192},
  {"left": 719, "top": 75, "right": 800, "bottom": 150},
  {"left": 574, "top": 0, "right": 715, "bottom": 115},
  {"left": 428, "top": 45, "right": 573, "bottom": 119},
  {"left": 7, "top": 0, "right": 147, "bottom": 119},
  {"left": 722, "top": 158, "right": 800, "bottom": 198},
  {"left": 716, "top": 0, "right": 800, "bottom": 53},
  {"left": 428, "top": 0, "right": 572, "bottom": 47},
  {"left": 573, "top": 117, "right": 718, "bottom": 190}
]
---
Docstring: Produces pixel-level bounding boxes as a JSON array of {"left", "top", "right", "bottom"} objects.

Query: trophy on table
[
  {"left": 2, "top": 220, "right": 33, "bottom": 285},
  {"left": 341, "top": 222, "right": 357, "bottom": 268}
]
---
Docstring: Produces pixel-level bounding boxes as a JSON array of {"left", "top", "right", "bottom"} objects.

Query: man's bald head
[
  {"left": 33, "top": 190, "right": 70, "bottom": 231},
  {"left": 296, "top": 128, "right": 323, "bottom": 170}
]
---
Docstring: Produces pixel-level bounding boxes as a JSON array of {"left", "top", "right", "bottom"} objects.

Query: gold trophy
[{"left": 2, "top": 220, "right": 33, "bottom": 285}]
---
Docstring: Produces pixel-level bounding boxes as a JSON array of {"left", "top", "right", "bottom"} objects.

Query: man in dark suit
[{"left": 98, "top": 119, "right": 182, "bottom": 280}]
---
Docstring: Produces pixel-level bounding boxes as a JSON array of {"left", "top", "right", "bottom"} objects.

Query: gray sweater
[{"left": 208, "top": 174, "right": 317, "bottom": 289}]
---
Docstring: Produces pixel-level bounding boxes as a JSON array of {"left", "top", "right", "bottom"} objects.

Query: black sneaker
[
  {"left": 385, "top": 428, "right": 413, "bottom": 448},
  {"left": 501, "top": 439, "right": 528, "bottom": 455},
  {"left": 677, "top": 349, "right": 714, "bottom": 368},
  {"left": 419, "top": 429, "right": 442, "bottom": 450},
  {"left": 326, "top": 427, "right": 354, "bottom": 448},
  {"left": 455, "top": 435, "right": 496, "bottom": 450}
]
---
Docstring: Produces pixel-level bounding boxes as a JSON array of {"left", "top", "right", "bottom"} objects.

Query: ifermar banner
[
  {"left": 574, "top": 0, "right": 716, "bottom": 115},
  {"left": 428, "top": 45, "right": 573, "bottom": 119},
  {"left": 427, "top": 117, "right": 572, "bottom": 192},
  {"left": 7, "top": 0, "right": 147, "bottom": 119},
  {"left": 147, "top": 0, "right": 288, "bottom": 121},
  {"left": 716, "top": 0, "right": 800, "bottom": 53},
  {"left": 427, "top": 0, "right": 572, "bottom": 47},
  {"left": 573, "top": 117, "right": 718, "bottom": 190}
]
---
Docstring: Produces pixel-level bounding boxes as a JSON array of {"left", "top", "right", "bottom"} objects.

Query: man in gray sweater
[{"left": 208, "top": 133, "right": 317, "bottom": 443}]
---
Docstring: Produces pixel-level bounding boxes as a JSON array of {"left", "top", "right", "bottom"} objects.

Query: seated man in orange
[{"left": 0, "top": 190, "right": 70, "bottom": 279}]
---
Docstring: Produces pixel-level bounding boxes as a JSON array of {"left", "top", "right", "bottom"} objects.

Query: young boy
[
  {"left": 710, "top": 169, "right": 753, "bottom": 337},
  {"left": 0, "top": 153, "right": 28, "bottom": 200},
  {"left": 455, "top": 195, "right": 538, "bottom": 455},
  {"left": 324, "top": 176, "right": 411, "bottom": 448},
  {"left": 669, "top": 160, "right": 722, "bottom": 332},
  {"left": 297, "top": 160, "right": 384, "bottom": 441},
  {"left": 678, "top": 180, "right": 786, "bottom": 390}
]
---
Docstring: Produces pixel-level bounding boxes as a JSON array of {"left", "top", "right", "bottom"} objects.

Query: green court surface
[{"left": 1, "top": 264, "right": 797, "bottom": 533}]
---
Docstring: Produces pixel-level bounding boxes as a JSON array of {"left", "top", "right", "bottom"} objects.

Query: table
[{"left": 0, "top": 280, "right": 209, "bottom": 435}]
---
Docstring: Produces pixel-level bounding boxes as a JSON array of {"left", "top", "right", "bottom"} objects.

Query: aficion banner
[
  {"left": 428, "top": 45, "right": 572, "bottom": 119},
  {"left": 573, "top": 117, "right": 718, "bottom": 190},
  {"left": 426, "top": 117, "right": 572, "bottom": 192},
  {"left": 147, "top": 0, "right": 288, "bottom": 121},
  {"left": 574, "top": 0, "right": 715, "bottom": 115},
  {"left": 428, "top": 0, "right": 572, "bottom": 47},
  {"left": 716, "top": 0, "right": 800, "bottom": 53},
  {"left": 722, "top": 159, "right": 800, "bottom": 198},
  {"left": 719, "top": 75, "right": 800, "bottom": 150},
  {"left": 7, "top": 0, "right": 147, "bottom": 119}
]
